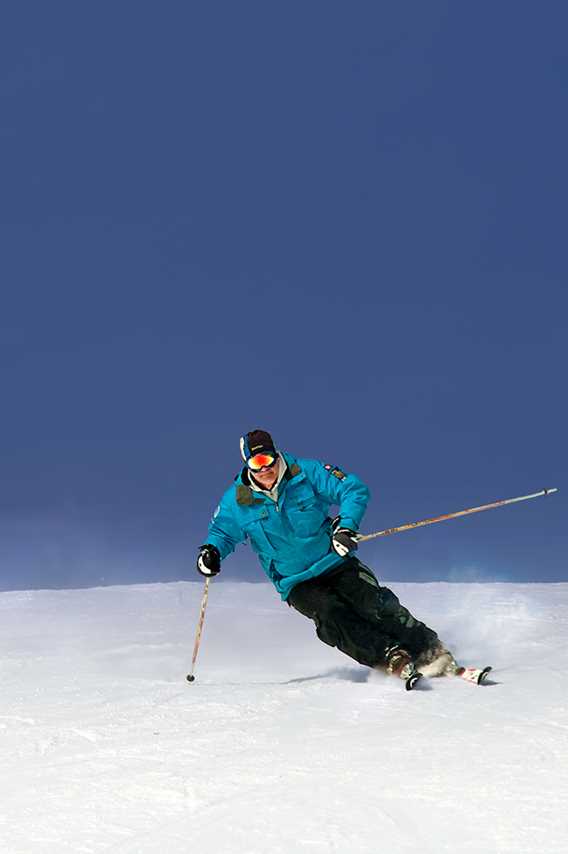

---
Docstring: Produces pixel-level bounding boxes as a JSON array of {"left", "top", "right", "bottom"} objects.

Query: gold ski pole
[
  {"left": 356, "top": 487, "right": 558, "bottom": 543},
  {"left": 186, "top": 577, "right": 211, "bottom": 683}
]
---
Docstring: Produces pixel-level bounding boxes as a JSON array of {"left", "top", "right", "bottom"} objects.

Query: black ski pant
[{"left": 287, "top": 557, "right": 439, "bottom": 668}]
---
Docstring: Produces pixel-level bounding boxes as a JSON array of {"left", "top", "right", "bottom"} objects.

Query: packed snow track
[{"left": 1, "top": 581, "right": 567, "bottom": 853}]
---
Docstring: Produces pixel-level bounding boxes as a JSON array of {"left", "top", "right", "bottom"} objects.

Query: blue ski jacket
[{"left": 205, "top": 452, "right": 370, "bottom": 599}]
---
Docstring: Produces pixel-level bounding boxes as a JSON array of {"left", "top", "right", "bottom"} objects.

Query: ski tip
[{"left": 456, "top": 665, "right": 493, "bottom": 685}]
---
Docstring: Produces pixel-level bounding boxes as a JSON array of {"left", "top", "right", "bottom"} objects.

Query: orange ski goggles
[{"left": 247, "top": 452, "right": 278, "bottom": 471}]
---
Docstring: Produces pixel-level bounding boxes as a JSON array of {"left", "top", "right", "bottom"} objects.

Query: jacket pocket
[{"left": 287, "top": 499, "right": 326, "bottom": 538}]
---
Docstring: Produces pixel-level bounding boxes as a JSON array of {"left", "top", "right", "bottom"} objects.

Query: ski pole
[
  {"left": 356, "top": 487, "right": 558, "bottom": 543},
  {"left": 186, "top": 577, "right": 211, "bottom": 683}
]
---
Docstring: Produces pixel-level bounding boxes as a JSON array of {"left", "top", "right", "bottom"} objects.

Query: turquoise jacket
[{"left": 205, "top": 452, "right": 370, "bottom": 599}]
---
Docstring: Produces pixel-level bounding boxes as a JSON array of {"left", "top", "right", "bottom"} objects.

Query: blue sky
[{"left": 1, "top": 2, "right": 566, "bottom": 590}]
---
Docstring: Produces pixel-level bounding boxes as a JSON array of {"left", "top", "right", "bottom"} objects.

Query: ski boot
[{"left": 385, "top": 645, "right": 422, "bottom": 691}]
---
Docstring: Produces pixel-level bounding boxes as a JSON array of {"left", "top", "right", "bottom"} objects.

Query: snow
[{"left": 1, "top": 580, "right": 567, "bottom": 853}]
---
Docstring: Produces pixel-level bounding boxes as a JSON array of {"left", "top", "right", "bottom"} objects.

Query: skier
[{"left": 197, "top": 429, "right": 455, "bottom": 686}]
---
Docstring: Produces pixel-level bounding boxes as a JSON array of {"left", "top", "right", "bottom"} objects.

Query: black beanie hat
[{"left": 240, "top": 429, "right": 276, "bottom": 462}]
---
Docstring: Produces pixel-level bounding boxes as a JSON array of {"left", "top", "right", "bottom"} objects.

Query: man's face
[{"left": 250, "top": 457, "right": 279, "bottom": 489}]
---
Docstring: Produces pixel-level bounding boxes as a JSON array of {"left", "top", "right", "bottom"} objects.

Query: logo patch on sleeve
[{"left": 324, "top": 463, "right": 346, "bottom": 480}]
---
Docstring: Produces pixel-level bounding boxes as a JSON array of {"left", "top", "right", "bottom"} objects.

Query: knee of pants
[
  {"left": 315, "top": 620, "right": 339, "bottom": 648},
  {"left": 312, "top": 600, "right": 345, "bottom": 648}
]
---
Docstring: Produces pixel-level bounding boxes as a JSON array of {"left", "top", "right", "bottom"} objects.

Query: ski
[
  {"left": 395, "top": 664, "right": 490, "bottom": 689},
  {"left": 455, "top": 665, "right": 492, "bottom": 685}
]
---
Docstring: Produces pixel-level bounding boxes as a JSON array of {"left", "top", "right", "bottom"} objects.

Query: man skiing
[{"left": 197, "top": 429, "right": 455, "bottom": 687}]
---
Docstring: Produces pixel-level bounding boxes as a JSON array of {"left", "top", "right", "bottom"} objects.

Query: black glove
[
  {"left": 331, "top": 517, "right": 358, "bottom": 557},
  {"left": 196, "top": 544, "right": 221, "bottom": 577}
]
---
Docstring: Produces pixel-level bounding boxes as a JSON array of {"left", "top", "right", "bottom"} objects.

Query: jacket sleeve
[
  {"left": 299, "top": 458, "right": 370, "bottom": 532},
  {"left": 205, "top": 489, "right": 246, "bottom": 561}
]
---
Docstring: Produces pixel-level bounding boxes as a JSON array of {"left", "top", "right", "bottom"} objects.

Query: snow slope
[{"left": 1, "top": 580, "right": 567, "bottom": 854}]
